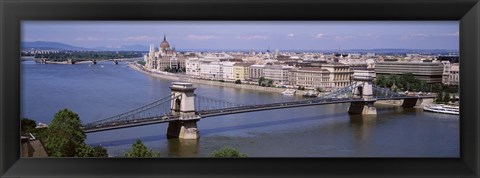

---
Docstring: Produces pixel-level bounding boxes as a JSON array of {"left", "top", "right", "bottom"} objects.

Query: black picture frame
[{"left": 1, "top": 0, "right": 479, "bottom": 177}]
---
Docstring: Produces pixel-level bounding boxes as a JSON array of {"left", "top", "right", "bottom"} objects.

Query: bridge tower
[
  {"left": 167, "top": 82, "right": 201, "bottom": 139},
  {"left": 348, "top": 69, "right": 377, "bottom": 115}
]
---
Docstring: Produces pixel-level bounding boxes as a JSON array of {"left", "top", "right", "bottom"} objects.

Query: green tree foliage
[
  {"left": 42, "top": 109, "right": 86, "bottom": 157},
  {"left": 124, "top": 139, "right": 160, "bottom": 158},
  {"left": 34, "top": 51, "right": 143, "bottom": 61},
  {"left": 136, "top": 60, "right": 146, "bottom": 66},
  {"left": 376, "top": 73, "right": 458, "bottom": 94},
  {"left": 444, "top": 92, "right": 451, "bottom": 103},
  {"left": 258, "top": 77, "right": 274, "bottom": 87},
  {"left": 258, "top": 77, "right": 265, "bottom": 86},
  {"left": 21, "top": 118, "right": 36, "bottom": 133},
  {"left": 375, "top": 75, "right": 387, "bottom": 87},
  {"left": 163, "top": 66, "right": 185, "bottom": 73},
  {"left": 76, "top": 144, "right": 108, "bottom": 157},
  {"left": 436, "top": 92, "right": 444, "bottom": 103},
  {"left": 210, "top": 147, "right": 247, "bottom": 158}
]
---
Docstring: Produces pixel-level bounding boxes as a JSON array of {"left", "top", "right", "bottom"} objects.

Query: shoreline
[
  {"left": 128, "top": 63, "right": 317, "bottom": 95},
  {"left": 31, "top": 57, "right": 142, "bottom": 65}
]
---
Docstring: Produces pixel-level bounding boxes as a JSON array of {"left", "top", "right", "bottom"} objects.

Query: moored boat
[
  {"left": 302, "top": 90, "right": 319, "bottom": 98},
  {"left": 423, "top": 104, "right": 459, "bottom": 115},
  {"left": 282, "top": 89, "right": 296, "bottom": 96}
]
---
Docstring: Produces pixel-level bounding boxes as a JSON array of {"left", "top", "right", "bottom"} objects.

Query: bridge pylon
[
  {"left": 167, "top": 82, "right": 201, "bottom": 139},
  {"left": 348, "top": 69, "right": 377, "bottom": 115}
]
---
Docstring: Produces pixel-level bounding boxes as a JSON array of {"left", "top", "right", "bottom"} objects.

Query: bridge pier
[
  {"left": 402, "top": 98, "right": 422, "bottom": 108},
  {"left": 348, "top": 100, "right": 377, "bottom": 115},
  {"left": 349, "top": 69, "right": 377, "bottom": 115},
  {"left": 167, "top": 120, "right": 199, "bottom": 139},
  {"left": 167, "top": 82, "right": 201, "bottom": 139}
]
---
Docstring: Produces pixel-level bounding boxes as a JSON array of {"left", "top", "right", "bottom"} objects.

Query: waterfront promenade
[
  {"left": 128, "top": 63, "right": 301, "bottom": 95},
  {"left": 128, "top": 63, "right": 433, "bottom": 107}
]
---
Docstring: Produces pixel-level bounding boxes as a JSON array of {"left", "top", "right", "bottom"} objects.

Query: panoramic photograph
[{"left": 20, "top": 21, "right": 459, "bottom": 158}]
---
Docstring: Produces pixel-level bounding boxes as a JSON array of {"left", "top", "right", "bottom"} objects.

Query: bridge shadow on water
[{"left": 88, "top": 112, "right": 349, "bottom": 147}]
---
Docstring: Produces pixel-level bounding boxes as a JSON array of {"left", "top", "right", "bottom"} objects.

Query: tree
[
  {"left": 234, "top": 80, "right": 242, "bottom": 84},
  {"left": 21, "top": 118, "right": 36, "bottom": 133},
  {"left": 164, "top": 66, "right": 171, "bottom": 72},
  {"left": 444, "top": 92, "right": 451, "bottom": 103},
  {"left": 136, "top": 61, "right": 146, "bottom": 66},
  {"left": 124, "top": 139, "right": 160, "bottom": 158},
  {"left": 258, "top": 77, "right": 266, "bottom": 86},
  {"left": 76, "top": 144, "right": 108, "bottom": 157},
  {"left": 436, "top": 92, "right": 444, "bottom": 103},
  {"left": 266, "top": 79, "right": 273, "bottom": 87},
  {"left": 211, "top": 147, "right": 247, "bottom": 158},
  {"left": 375, "top": 75, "right": 387, "bottom": 87},
  {"left": 43, "top": 109, "right": 86, "bottom": 157}
]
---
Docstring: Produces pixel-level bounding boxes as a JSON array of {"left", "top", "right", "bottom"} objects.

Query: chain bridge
[{"left": 83, "top": 69, "right": 435, "bottom": 139}]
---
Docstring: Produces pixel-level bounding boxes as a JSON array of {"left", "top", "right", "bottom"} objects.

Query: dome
[{"left": 160, "top": 35, "right": 170, "bottom": 49}]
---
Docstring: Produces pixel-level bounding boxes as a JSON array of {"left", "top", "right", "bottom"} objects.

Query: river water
[{"left": 21, "top": 60, "right": 459, "bottom": 157}]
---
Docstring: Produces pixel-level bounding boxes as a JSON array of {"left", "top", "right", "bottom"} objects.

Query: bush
[
  {"left": 136, "top": 60, "right": 146, "bottom": 66},
  {"left": 235, "top": 80, "right": 241, "bottom": 84},
  {"left": 124, "top": 139, "right": 160, "bottom": 158},
  {"left": 21, "top": 118, "right": 36, "bottom": 133},
  {"left": 211, "top": 147, "right": 247, "bottom": 158}
]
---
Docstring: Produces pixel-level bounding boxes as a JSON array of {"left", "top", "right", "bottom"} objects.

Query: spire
[{"left": 163, "top": 34, "right": 166, "bottom": 41}]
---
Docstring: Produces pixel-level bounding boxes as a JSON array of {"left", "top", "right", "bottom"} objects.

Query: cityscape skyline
[{"left": 22, "top": 21, "right": 459, "bottom": 51}]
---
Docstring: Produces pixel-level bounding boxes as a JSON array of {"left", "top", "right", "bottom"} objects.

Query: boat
[
  {"left": 302, "top": 90, "right": 319, "bottom": 98},
  {"left": 423, "top": 104, "right": 459, "bottom": 115},
  {"left": 282, "top": 89, "right": 296, "bottom": 96}
]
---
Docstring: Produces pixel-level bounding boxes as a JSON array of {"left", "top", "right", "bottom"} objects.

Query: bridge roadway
[{"left": 83, "top": 95, "right": 434, "bottom": 133}]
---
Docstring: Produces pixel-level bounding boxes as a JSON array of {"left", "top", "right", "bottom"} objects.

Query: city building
[
  {"left": 263, "top": 65, "right": 294, "bottom": 86},
  {"left": 290, "top": 67, "right": 332, "bottom": 90},
  {"left": 249, "top": 64, "right": 265, "bottom": 81},
  {"left": 185, "top": 58, "right": 200, "bottom": 76},
  {"left": 321, "top": 63, "right": 352, "bottom": 88},
  {"left": 144, "top": 35, "right": 183, "bottom": 71},
  {"left": 199, "top": 61, "right": 222, "bottom": 80},
  {"left": 221, "top": 62, "right": 236, "bottom": 81},
  {"left": 375, "top": 61, "right": 444, "bottom": 83},
  {"left": 443, "top": 62, "right": 459, "bottom": 86},
  {"left": 233, "top": 63, "right": 252, "bottom": 81}
]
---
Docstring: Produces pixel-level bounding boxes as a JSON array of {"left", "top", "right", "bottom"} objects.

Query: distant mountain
[
  {"left": 22, "top": 41, "right": 87, "bottom": 51},
  {"left": 22, "top": 41, "right": 149, "bottom": 51},
  {"left": 92, "top": 44, "right": 149, "bottom": 51}
]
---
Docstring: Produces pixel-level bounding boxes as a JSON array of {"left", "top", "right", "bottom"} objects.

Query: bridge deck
[{"left": 83, "top": 95, "right": 435, "bottom": 133}]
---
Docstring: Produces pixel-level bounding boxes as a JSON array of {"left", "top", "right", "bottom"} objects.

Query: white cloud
[
  {"left": 237, "top": 35, "right": 268, "bottom": 40},
  {"left": 334, "top": 35, "right": 355, "bottom": 41},
  {"left": 105, "top": 45, "right": 122, "bottom": 49},
  {"left": 410, "top": 33, "right": 430, "bottom": 37},
  {"left": 124, "top": 35, "right": 155, "bottom": 41},
  {"left": 313, "top": 33, "right": 324, "bottom": 39},
  {"left": 185, "top": 34, "right": 218, "bottom": 40},
  {"left": 358, "top": 33, "right": 373, "bottom": 37},
  {"left": 399, "top": 33, "right": 430, "bottom": 40},
  {"left": 439, "top": 31, "right": 459, "bottom": 37},
  {"left": 75, "top": 37, "right": 100, "bottom": 41},
  {"left": 286, "top": 33, "right": 295, "bottom": 38}
]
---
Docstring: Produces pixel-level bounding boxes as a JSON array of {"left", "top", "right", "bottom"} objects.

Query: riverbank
[
  {"left": 128, "top": 63, "right": 319, "bottom": 95},
  {"left": 32, "top": 57, "right": 142, "bottom": 65},
  {"left": 375, "top": 98, "right": 434, "bottom": 107}
]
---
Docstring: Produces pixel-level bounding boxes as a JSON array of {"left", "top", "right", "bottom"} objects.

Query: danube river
[{"left": 21, "top": 60, "right": 459, "bottom": 157}]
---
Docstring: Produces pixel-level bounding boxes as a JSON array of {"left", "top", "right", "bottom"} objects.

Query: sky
[{"left": 22, "top": 21, "right": 459, "bottom": 51}]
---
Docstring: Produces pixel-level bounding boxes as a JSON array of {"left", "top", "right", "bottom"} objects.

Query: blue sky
[{"left": 22, "top": 21, "right": 459, "bottom": 50}]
